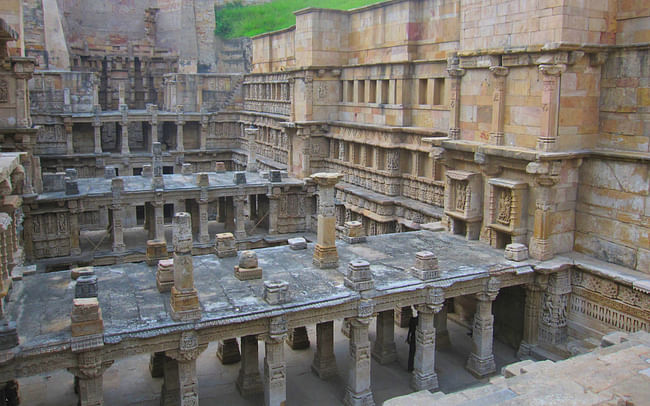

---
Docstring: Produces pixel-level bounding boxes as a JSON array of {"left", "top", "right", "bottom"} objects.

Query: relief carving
[
  {"left": 455, "top": 182, "right": 467, "bottom": 212},
  {"left": 496, "top": 189, "right": 512, "bottom": 225},
  {"left": 0, "top": 79, "right": 9, "bottom": 103}
]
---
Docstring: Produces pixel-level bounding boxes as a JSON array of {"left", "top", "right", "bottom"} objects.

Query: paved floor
[{"left": 19, "top": 319, "right": 518, "bottom": 405}]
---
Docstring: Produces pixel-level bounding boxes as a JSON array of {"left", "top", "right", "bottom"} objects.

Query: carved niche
[
  {"left": 444, "top": 170, "right": 482, "bottom": 221},
  {"left": 0, "top": 79, "right": 9, "bottom": 103},
  {"left": 486, "top": 178, "right": 528, "bottom": 246},
  {"left": 444, "top": 170, "right": 482, "bottom": 240}
]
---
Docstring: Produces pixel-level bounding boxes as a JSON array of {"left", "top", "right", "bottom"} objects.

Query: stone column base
[
  {"left": 343, "top": 389, "right": 375, "bottom": 406},
  {"left": 466, "top": 353, "right": 496, "bottom": 378},
  {"left": 170, "top": 287, "right": 201, "bottom": 321},
  {"left": 313, "top": 244, "right": 339, "bottom": 269},
  {"left": 146, "top": 240, "right": 168, "bottom": 266},
  {"left": 236, "top": 369, "right": 262, "bottom": 395},
  {"left": 517, "top": 342, "right": 533, "bottom": 359},
  {"left": 217, "top": 338, "right": 241, "bottom": 364},
  {"left": 371, "top": 342, "right": 397, "bottom": 365},
  {"left": 287, "top": 327, "right": 310, "bottom": 350},
  {"left": 411, "top": 371, "right": 438, "bottom": 391},
  {"left": 311, "top": 354, "right": 338, "bottom": 379}
]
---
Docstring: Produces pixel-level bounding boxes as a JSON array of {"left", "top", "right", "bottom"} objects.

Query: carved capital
[
  {"left": 538, "top": 64, "right": 566, "bottom": 77},
  {"left": 489, "top": 66, "right": 509, "bottom": 77}
]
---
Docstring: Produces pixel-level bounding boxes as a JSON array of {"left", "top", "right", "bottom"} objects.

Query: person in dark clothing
[{"left": 406, "top": 314, "right": 419, "bottom": 372}]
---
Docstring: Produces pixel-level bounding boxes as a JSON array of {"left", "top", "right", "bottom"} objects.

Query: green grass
[{"left": 215, "top": 0, "right": 385, "bottom": 38}]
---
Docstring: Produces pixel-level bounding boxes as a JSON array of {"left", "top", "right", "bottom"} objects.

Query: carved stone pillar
[
  {"left": 245, "top": 127, "right": 259, "bottom": 172},
  {"left": 372, "top": 310, "right": 397, "bottom": 365},
  {"left": 539, "top": 269, "right": 571, "bottom": 347},
  {"left": 312, "top": 321, "right": 337, "bottom": 379},
  {"left": 149, "top": 105, "right": 159, "bottom": 153},
  {"left": 435, "top": 303, "right": 450, "bottom": 349},
  {"left": 237, "top": 335, "right": 262, "bottom": 395},
  {"left": 93, "top": 119, "right": 102, "bottom": 154},
  {"left": 528, "top": 172, "right": 558, "bottom": 261},
  {"left": 159, "top": 355, "right": 179, "bottom": 406},
  {"left": 262, "top": 316, "right": 288, "bottom": 406},
  {"left": 488, "top": 66, "right": 508, "bottom": 145},
  {"left": 65, "top": 119, "right": 74, "bottom": 155},
  {"left": 197, "top": 202, "right": 209, "bottom": 245},
  {"left": 164, "top": 331, "right": 207, "bottom": 406},
  {"left": 517, "top": 276, "right": 547, "bottom": 358},
  {"left": 153, "top": 200, "right": 165, "bottom": 242},
  {"left": 120, "top": 105, "right": 129, "bottom": 155},
  {"left": 170, "top": 213, "right": 201, "bottom": 321},
  {"left": 311, "top": 172, "right": 343, "bottom": 269},
  {"left": 176, "top": 106, "right": 185, "bottom": 152},
  {"left": 343, "top": 300, "right": 374, "bottom": 406},
  {"left": 233, "top": 195, "right": 247, "bottom": 240},
  {"left": 411, "top": 288, "right": 444, "bottom": 391},
  {"left": 110, "top": 178, "right": 125, "bottom": 253},
  {"left": 68, "top": 351, "right": 113, "bottom": 406},
  {"left": 200, "top": 116, "right": 208, "bottom": 151},
  {"left": 267, "top": 194, "right": 279, "bottom": 235},
  {"left": 447, "top": 54, "right": 465, "bottom": 140},
  {"left": 287, "top": 326, "right": 310, "bottom": 350},
  {"left": 537, "top": 64, "right": 565, "bottom": 152},
  {"left": 69, "top": 201, "right": 81, "bottom": 256},
  {"left": 466, "top": 279, "right": 500, "bottom": 378}
]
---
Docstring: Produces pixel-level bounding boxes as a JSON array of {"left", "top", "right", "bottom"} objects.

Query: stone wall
[
  {"left": 29, "top": 71, "right": 95, "bottom": 114},
  {"left": 575, "top": 158, "right": 649, "bottom": 272},
  {"left": 461, "top": 0, "right": 617, "bottom": 51}
]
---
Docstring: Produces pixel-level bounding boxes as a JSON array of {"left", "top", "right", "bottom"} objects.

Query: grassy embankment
[{"left": 215, "top": 0, "right": 385, "bottom": 38}]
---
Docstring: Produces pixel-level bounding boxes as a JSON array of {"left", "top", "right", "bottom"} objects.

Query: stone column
[
  {"left": 197, "top": 173, "right": 210, "bottom": 245},
  {"left": 287, "top": 327, "right": 310, "bottom": 350},
  {"left": 164, "top": 331, "right": 207, "bottom": 406},
  {"left": 69, "top": 351, "right": 113, "bottom": 406},
  {"left": 120, "top": 105, "right": 130, "bottom": 155},
  {"left": 435, "top": 303, "right": 451, "bottom": 349},
  {"left": 312, "top": 321, "right": 337, "bottom": 379},
  {"left": 200, "top": 114, "right": 208, "bottom": 151},
  {"left": 488, "top": 66, "right": 508, "bottom": 146},
  {"left": 411, "top": 296, "right": 443, "bottom": 391},
  {"left": 372, "top": 310, "right": 397, "bottom": 365},
  {"left": 69, "top": 201, "right": 81, "bottom": 256},
  {"left": 446, "top": 54, "right": 465, "bottom": 140},
  {"left": 517, "top": 277, "right": 546, "bottom": 358},
  {"left": 343, "top": 302, "right": 374, "bottom": 406},
  {"left": 311, "top": 172, "right": 343, "bottom": 269},
  {"left": 217, "top": 338, "right": 241, "bottom": 364},
  {"left": 176, "top": 105, "right": 185, "bottom": 152},
  {"left": 537, "top": 64, "right": 565, "bottom": 152},
  {"left": 152, "top": 142, "right": 164, "bottom": 190},
  {"left": 110, "top": 178, "right": 126, "bottom": 253},
  {"left": 170, "top": 213, "right": 201, "bottom": 321},
  {"left": 236, "top": 335, "right": 262, "bottom": 395},
  {"left": 93, "top": 119, "right": 102, "bottom": 154},
  {"left": 245, "top": 127, "right": 259, "bottom": 172},
  {"left": 148, "top": 104, "right": 159, "bottom": 152},
  {"left": 160, "top": 355, "right": 179, "bottom": 406},
  {"left": 233, "top": 195, "right": 247, "bottom": 240},
  {"left": 539, "top": 269, "right": 571, "bottom": 347},
  {"left": 153, "top": 200, "right": 165, "bottom": 242},
  {"left": 528, "top": 172, "right": 558, "bottom": 261},
  {"left": 266, "top": 194, "right": 279, "bottom": 235},
  {"left": 65, "top": 119, "right": 74, "bottom": 155},
  {"left": 263, "top": 316, "right": 288, "bottom": 406},
  {"left": 466, "top": 279, "right": 500, "bottom": 378}
]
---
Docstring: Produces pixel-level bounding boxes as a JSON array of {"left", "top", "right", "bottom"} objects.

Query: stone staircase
[{"left": 385, "top": 331, "right": 650, "bottom": 406}]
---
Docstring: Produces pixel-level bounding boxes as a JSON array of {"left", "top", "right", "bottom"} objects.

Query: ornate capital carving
[{"left": 538, "top": 64, "right": 566, "bottom": 77}]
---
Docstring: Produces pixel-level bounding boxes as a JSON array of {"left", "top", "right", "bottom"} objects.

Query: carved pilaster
[
  {"left": 488, "top": 66, "right": 508, "bottom": 145},
  {"left": 447, "top": 54, "right": 465, "bottom": 140},
  {"left": 466, "top": 278, "right": 499, "bottom": 378},
  {"left": 537, "top": 64, "right": 565, "bottom": 152}
]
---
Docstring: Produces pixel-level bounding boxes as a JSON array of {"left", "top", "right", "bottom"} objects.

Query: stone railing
[
  {"left": 325, "top": 159, "right": 401, "bottom": 197},
  {"left": 401, "top": 176, "right": 445, "bottom": 207},
  {"left": 243, "top": 73, "right": 291, "bottom": 116}
]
